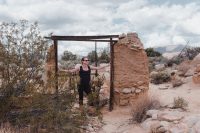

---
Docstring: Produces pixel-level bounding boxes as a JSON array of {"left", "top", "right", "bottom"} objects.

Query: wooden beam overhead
[{"left": 44, "top": 35, "right": 119, "bottom": 41}]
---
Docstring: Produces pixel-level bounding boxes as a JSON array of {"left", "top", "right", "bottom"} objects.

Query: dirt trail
[{"left": 98, "top": 106, "right": 146, "bottom": 133}]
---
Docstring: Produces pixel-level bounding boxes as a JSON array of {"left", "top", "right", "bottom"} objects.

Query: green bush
[
  {"left": 145, "top": 48, "right": 162, "bottom": 57},
  {"left": 150, "top": 71, "right": 171, "bottom": 84},
  {"left": 0, "top": 20, "right": 86, "bottom": 133}
]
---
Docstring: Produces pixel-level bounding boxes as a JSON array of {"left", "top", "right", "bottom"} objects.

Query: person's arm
[{"left": 90, "top": 64, "right": 110, "bottom": 70}]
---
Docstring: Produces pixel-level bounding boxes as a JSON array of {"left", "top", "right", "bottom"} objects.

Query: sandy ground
[
  {"left": 149, "top": 78, "right": 200, "bottom": 113},
  {"left": 98, "top": 78, "right": 200, "bottom": 133},
  {"left": 98, "top": 106, "right": 146, "bottom": 133}
]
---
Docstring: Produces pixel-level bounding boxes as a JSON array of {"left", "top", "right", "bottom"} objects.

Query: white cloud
[
  {"left": 0, "top": 0, "right": 200, "bottom": 55},
  {"left": 172, "top": 35, "right": 186, "bottom": 45}
]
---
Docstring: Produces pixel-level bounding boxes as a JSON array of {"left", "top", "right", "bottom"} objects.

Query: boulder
[
  {"left": 155, "top": 64, "right": 165, "bottom": 71},
  {"left": 169, "top": 123, "right": 189, "bottom": 133},
  {"left": 158, "top": 111, "right": 184, "bottom": 122},
  {"left": 182, "top": 115, "right": 200, "bottom": 128},
  {"left": 191, "top": 53, "right": 200, "bottom": 66},
  {"left": 193, "top": 73, "right": 200, "bottom": 84},
  {"left": 193, "top": 121, "right": 200, "bottom": 132},
  {"left": 184, "top": 69, "right": 194, "bottom": 77},
  {"left": 195, "top": 64, "right": 200, "bottom": 72}
]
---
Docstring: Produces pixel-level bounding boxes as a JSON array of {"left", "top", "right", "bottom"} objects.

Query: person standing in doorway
[{"left": 62, "top": 57, "right": 109, "bottom": 109}]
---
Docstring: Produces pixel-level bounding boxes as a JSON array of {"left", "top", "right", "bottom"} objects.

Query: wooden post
[
  {"left": 109, "top": 38, "right": 114, "bottom": 111},
  {"left": 54, "top": 39, "right": 58, "bottom": 95},
  {"left": 95, "top": 41, "right": 98, "bottom": 76}
]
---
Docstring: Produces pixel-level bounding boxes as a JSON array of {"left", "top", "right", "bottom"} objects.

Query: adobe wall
[
  {"left": 114, "top": 33, "right": 149, "bottom": 106},
  {"left": 44, "top": 44, "right": 56, "bottom": 93}
]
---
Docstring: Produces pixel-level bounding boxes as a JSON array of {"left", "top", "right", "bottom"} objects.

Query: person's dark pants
[{"left": 78, "top": 83, "right": 91, "bottom": 105}]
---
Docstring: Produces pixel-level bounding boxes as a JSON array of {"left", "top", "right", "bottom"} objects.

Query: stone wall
[
  {"left": 192, "top": 54, "right": 200, "bottom": 84},
  {"left": 44, "top": 44, "right": 56, "bottom": 93},
  {"left": 114, "top": 33, "right": 149, "bottom": 106}
]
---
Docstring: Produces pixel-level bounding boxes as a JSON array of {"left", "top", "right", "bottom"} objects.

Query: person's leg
[
  {"left": 84, "top": 83, "right": 91, "bottom": 95},
  {"left": 78, "top": 84, "right": 84, "bottom": 106},
  {"left": 84, "top": 83, "right": 94, "bottom": 106}
]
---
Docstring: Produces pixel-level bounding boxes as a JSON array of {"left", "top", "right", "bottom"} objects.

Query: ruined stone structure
[
  {"left": 192, "top": 54, "right": 200, "bottom": 84},
  {"left": 114, "top": 33, "right": 149, "bottom": 106},
  {"left": 44, "top": 44, "right": 56, "bottom": 93}
]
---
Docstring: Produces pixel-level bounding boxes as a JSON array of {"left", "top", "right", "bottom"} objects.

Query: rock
[
  {"left": 121, "top": 88, "right": 132, "bottom": 94},
  {"left": 142, "top": 119, "right": 168, "bottom": 132},
  {"left": 193, "top": 73, "right": 200, "bottom": 84},
  {"left": 183, "top": 76, "right": 192, "bottom": 83},
  {"left": 184, "top": 69, "right": 194, "bottom": 77},
  {"left": 131, "top": 87, "right": 136, "bottom": 93},
  {"left": 155, "top": 64, "right": 165, "bottom": 70},
  {"left": 155, "top": 64, "right": 165, "bottom": 71},
  {"left": 191, "top": 53, "right": 200, "bottom": 66},
  {"left": 146, "top": 110, "right": 159, "bottom": 117},
  {"left": 182, "top": 115, "right": 200, "bottom": 128},
  {"left": 193, "top": 120, "right": 200, "bottom": 132},
  {"left": 169, "top": 123, "right": 189, "bottom": 133},
  {"left": 150, "top": 71, "right": 158, "bottom": 77},
  {"left": 141, "top": 119, "right": 160, "bottom": 130},
  {"left": 158, "top": 111, "right": 184, "bottom": 122},
  {"left": 195, "top": 64, "right": 200, "bottom": 72},
  {"left": 150, "top": 123, "right": 165, "bottom": 133},
  {"left": 160, "top": 121, "right": 170, "bottom": 129},
  {"left": 172, "top": 79, "right": 183, "bottom": 87},
  {"left": 152, "top": 114, "right": 158, "bottom": 120},
  {"left": 135, "top": 89, "right": 142, "bottom": 93},
  {"left": 192, "top": 65, "right": 200, "bottom": 83}
]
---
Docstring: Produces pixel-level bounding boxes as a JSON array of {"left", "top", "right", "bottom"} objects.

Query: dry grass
[
  {"left": 0, "top": 123, "right": 30, "bottom": 133},
  {"left": 172, "top": 97, "right": 188, "bottom": 110},
  {"left": 131, "top": 94, "right": 160, "bottom": 123}
]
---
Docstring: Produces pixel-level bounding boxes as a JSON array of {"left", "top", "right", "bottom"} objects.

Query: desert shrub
[
  {"left": 172, "top": 97, "right": 188, "bottom": 109},
  {"left": 99, "top": 49, "right": 110, "bottom": 63},
  {"left": 166, "top": 56, "right": 184, "bottom": 66},
  {"left": 148, "top": 56, "right": 168, "bottom": 72},
  {"left": 0, "top": 122, "right": 29, "bottom": 133},
  {"left": 89, "top": 74, "right": 106, "bottom": 109},
  {"left": 131, "top": 94, "right": 160, "bottom": 123},
  {"left": 150, "top": 71, "right": 171, "bottom": 84},
  {"left": 0, "top": 20, "right": 86, "bottom": 133},
  {"left": 167, "top": 46, "right": 200, "bottom": 67},
  {"left": 185, "top": 47, "right": 200, "bottom": 60},
  {"left": 145, "top": 48, "right": 162, "bottom": 57}
]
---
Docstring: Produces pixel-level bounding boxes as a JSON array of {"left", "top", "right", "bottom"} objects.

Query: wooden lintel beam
[
  {"left": 44, "top": 37, "right": 118, "bottom": 43},
  {"left": 45, "top": 35, "right": 119, "bottom": 40}
]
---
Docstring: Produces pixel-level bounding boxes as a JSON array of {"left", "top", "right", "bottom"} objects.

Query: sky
[{"left": 0, "top": 0, "right": 200, "bottom": 56}]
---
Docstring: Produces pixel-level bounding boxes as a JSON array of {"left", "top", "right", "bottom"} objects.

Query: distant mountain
[{"left": 154, "top": 44, "right": 185, "bottom": 53}]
